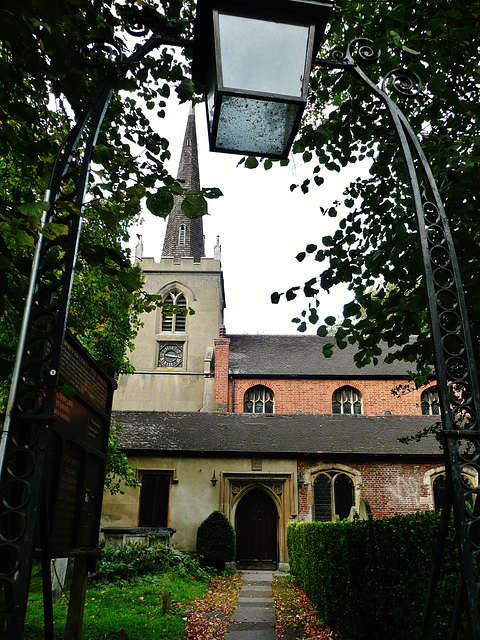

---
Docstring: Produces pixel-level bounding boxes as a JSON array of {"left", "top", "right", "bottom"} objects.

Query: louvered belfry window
[
  {"left": 332, "top": 386, "right": 363, "bottom": 414},
  {"left": 244, "top": 385, "right": 274, "bottom": 413},
  {"left": 178, "top": 225, "right": 186, "bottom": 245},
  {"left": 162, "top": 289, "right": 187, "bottom": 332}
]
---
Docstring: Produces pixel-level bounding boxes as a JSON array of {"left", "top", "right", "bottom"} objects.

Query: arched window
[
  {"left": 313, "top": 471, "right": 354, "bottom": 522},
  {"left": 421, "top": 387, "right": 440, "bottom": 415},
  {"left": 332, "top": 386, "right": 362, "bottom": 414},
  {"left": 244, "top": 385, "right": 274, "bottom": 414},
  {"left": 162, "top": 289, "right": 187, "bottom": 332}
]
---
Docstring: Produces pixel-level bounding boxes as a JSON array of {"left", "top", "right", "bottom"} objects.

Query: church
[{"left": 100, "top": 109, "right": 452, "bottom": 569}]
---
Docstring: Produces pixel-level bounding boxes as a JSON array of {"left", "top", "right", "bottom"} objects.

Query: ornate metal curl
[
  {"left": 316, "top": 38, "right": 480, "bottom": 638},
  {"left": 81, "top": 38, "right": 125, "bottom": 67},
  {"left": 124, "top": 11, "right": 153, "bottom": 37},
  {"left": 381, "top": 67, "right": 423, "bottom": 98},
  {"left": 322, "top": 38, "right": 380, "bottom": 68}
]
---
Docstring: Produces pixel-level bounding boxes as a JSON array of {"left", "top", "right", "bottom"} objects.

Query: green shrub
[
  {"left": 288, "top": 512, "right": 469, "bottom": 640},
  {"left": 196, "top": 510, "right": 236, "bottom": 571},
  {"left": 89, "top": 542, "right": 209, "bottom": 585}
]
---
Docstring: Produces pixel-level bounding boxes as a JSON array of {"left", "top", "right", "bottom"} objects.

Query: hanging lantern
[{"left": 193, "top": 0, "right": 334, "bottom": 159}]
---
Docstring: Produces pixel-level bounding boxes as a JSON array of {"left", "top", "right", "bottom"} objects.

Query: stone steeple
[{"left": 161, "top": 106, "right": 205, "bottom": 262}]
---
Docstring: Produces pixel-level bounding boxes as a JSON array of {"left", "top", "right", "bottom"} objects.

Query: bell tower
[{"left": 113, "top": 106, "right": 225, "bottom": 412}]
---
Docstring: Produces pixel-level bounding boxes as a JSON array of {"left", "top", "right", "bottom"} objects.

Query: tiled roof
[
  {"left": 112, "top": 411, "right": 441, "bottom": 458},
  {"left": 227, "top": 334, "right": 414, "bottom": 377}
]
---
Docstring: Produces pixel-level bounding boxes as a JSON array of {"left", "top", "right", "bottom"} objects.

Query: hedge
[{"left": 287, "top": 511, "right": 470, "bottom": 640}]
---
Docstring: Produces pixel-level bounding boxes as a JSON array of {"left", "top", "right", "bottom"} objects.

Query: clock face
[{"left": 158, "top": 343, "right": 183, "bottom": 368}]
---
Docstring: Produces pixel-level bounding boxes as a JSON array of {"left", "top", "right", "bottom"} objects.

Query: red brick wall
[
  {"left": 297, "top": 458, "right": 440, "bottom": 520},
  {"left": 229, "top": 378, "right": 428, "bottom": 416}
]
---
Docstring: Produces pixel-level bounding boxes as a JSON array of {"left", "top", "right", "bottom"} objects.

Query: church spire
[{"left": 161, "top": 105, "right": 205, "bottom": 262}]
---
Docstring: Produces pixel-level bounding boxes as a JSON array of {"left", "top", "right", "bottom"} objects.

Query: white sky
[{"left": 127, "top": 99, "right": 366, "bottom": 334}]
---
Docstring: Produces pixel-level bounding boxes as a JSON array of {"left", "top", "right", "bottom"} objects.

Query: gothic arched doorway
[{"left": 235, "top": 489, "right": 278, "bottom": 568}]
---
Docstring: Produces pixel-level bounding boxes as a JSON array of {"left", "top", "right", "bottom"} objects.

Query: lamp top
[{"left": 193, "top": 0, "right": 334, "bottom": 85}]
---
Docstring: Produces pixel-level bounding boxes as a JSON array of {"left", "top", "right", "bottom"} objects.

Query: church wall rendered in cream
[{"left": 101, "top": 455, "right": 296, "bottom": 565}]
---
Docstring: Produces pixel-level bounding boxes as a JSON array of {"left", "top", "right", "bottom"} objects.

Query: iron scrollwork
[{"left": 316, "top": 39, "right": 480, "bottom": 638}]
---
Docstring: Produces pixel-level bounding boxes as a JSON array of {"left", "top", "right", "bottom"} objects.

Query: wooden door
[
  {"left": 235, "top": 489, "right": 277, "bottom": 563},
  {"left": 138, "top": 473, "right": 170, "bottom": 526}
]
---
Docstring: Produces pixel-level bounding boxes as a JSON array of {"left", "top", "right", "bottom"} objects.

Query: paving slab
[{"left": 225, "top": 570, "right": 279, "bottom": 640}]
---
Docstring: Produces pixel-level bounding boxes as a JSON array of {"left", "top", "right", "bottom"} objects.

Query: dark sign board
[{"left": 43, "top": 331, "right": 114, "bottom": 557}]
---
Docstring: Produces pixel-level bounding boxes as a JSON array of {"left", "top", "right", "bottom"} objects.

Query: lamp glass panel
[
  {"left": 218, "top": 13, "right": 310, "bottom": 98},
  {"left": 214, "top": 95, "right": 301, "bottom": 156}
]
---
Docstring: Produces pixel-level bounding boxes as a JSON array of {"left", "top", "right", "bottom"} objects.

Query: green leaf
[
  {"left": 176, "top": 79, "right": 196, "bottom": 103},
  {"left": 146, "top": 189, "right": 174, "bottom": 218},
  {"left": 181, "top": 192, "right": 208, "bottom": 219},
  {"left": 343, "top": 301, "right": 360, "bottom": 317},
  {"left": 245, "top": 156, "right": 259, "bottom": 169},
  {"left": 304, "top": 278, "right": 319, "bottom": 298},
  {"left": 271, "top": 292, "right": 282, "bottom": 304},
  {"left": 286, "top": 287, "right": 300, "bottom": 301},
  {"left": 322, "top": 344, "right": 334, "bottom": 358},
  {"left": 17, "top": 201, "right": 50, "bottom": 217},
  {"left": 82, "top": 245, "right": 105, "bottom": 267},
  {"left": 118, "top": 270, "right": 141, "bottom": 293},
  {"left": 202, "top": 187, "right": 223, "bottom": 199},
  {"left": 325, "top": 316, "right": 336, "bottom": 326},
  {"left": 296, "top": 252, "right": 306, "bottom": 262}
]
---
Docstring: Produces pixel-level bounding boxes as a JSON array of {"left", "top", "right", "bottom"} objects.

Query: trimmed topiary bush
[{"left": 196, "top": 510, "right": 236, "bottom": 571}]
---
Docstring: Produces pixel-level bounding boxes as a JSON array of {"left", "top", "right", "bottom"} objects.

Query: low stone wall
[{"left": 101, "top": 526, "right": 176, "bottom": 548}]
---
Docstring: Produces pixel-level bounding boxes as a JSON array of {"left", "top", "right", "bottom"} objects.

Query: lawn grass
[{"left": 24, "top": 568, "right": 209, "bottom": 639}]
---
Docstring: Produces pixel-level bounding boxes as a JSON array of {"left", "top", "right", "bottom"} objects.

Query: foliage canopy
[{"left": 272, "top": 0, "right": 480, "bottom": 384}]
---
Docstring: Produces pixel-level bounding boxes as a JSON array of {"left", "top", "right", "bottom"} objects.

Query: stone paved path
[{"left": 225, "top": 570, "right": 279, "bottom": 639}]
